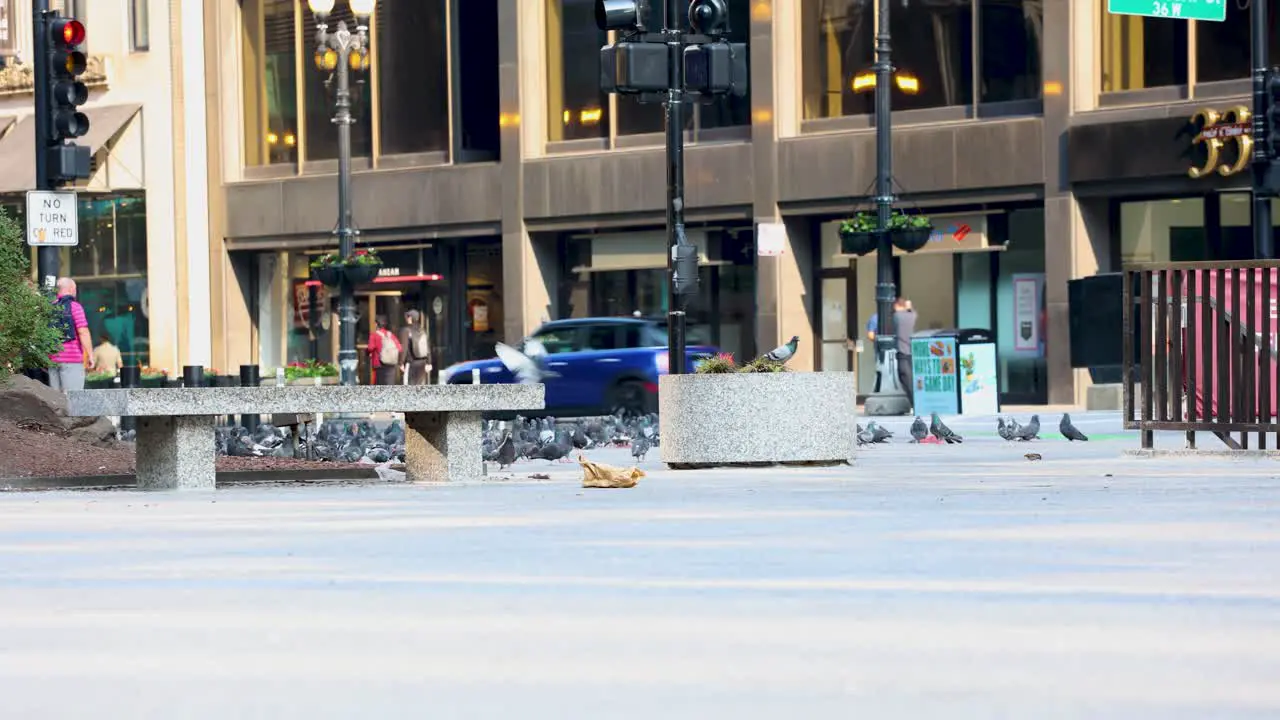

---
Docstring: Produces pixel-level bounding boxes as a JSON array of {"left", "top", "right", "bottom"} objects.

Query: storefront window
[
  {"left": 241, "top": 0, "right": 299, "bottom": 166},
  {"left": 375, "top": 0, "right": 449, "bottom": 156},
  {"left": 546, "top": 0, "right": 609, "bottom": 142},
  {"left": 889, "top": 0, "right": 973, "bottom": 110},
  {"left": 1099, "top": 0, "right": 1188, "bottom": 92},
  {"left": 466, "top": 243, "right": 503, "bottom": 359},
  {"left": 995, "top": 208, "right": 1046, "bottom": 402},
  {"left": 800, "top": 0, "right": 874, "bottom": 119},
  {"left": 978, "top": 0, "right": 1041, "bottom": 102},
  {"left": 1119, "top": 198, "right": 1206, "bottom": 264},
  {"left": 302, "top": 3, "right": 373, "bottom": 161}
]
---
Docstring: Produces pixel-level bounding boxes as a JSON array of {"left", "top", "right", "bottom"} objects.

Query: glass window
[
  {"left": 130, "top": 0, "right": 149, "bottom": 52},
  {"left": 1120, "top": 198, "right": 1205, "bottom": 264},
  {"left": 584, "top": 324, "right": 621, "bottom": 350},
  {"left": 547, "top": 0, "right": 609, "bottom": 142},
  {"left": 302, "top": 3, "right": 373, "bottom": 161},
  {"left": 532, "top": 326, "right": 584, "bottom": 354},
  {"left": 979, "top": 0, "right": 1040, "bottom": 102},
  {"left": 995, "top": 208, "right": 1046, "bottom": 401},
  {"left": 1099, "top": 1, "right": 1187, "bottom": 92},
  {"left": 241, "top": 0, "right": 298, "bottom": 166},
  {"left": 890, "top": 0, "right": 973, "bottom": 110},
  {"left": 1196, "top": 2, "right": 1248, "bottom": 84},
  {"left": 375, "top": 0, "right": 449, "bottom": 156},
  {"left": 801, "top": 0, "right": 874, "bottom": 119}
]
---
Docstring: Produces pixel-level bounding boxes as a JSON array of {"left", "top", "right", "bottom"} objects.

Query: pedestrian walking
[
  {"left": 367, "top": 315, "right": 401, "bottom": 386},
  {"left": 48, "top": 277, "right": 94, "bottom": 391},
  {"left": 398, "top": 309, "right": 432, "bottom": 385},
  {"left": 893, "top": 296, "right": 916, "bottom": 409}
]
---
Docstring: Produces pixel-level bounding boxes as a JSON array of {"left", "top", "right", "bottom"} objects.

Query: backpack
[
  {"left": 378, "top": 330, "right": 399, "bottom": 366},
  {"left": 53, "top": 296, "right": 76, "bottom": 344},
  {"left": 411, "top": 328, "right": 429, "bottom": 360}
]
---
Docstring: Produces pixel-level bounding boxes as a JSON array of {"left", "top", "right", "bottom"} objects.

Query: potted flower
[
  {"left": 342, "top": 248, "right": 382, "bottom": 285},
  {"left": 279, "top": 359, "right": 340, "bottom": 386},
  {"left": 310, "top": 252, "right": 342, "bottom": 287},
  {"left": 85, "top": 370, "right": 117, "bottom": 389},
  {"left": 659, "top": 345, "right": 857, "bottom": 469},
  {"left": 203, "top": 367, "right": 234, "bottom": 387},
  {"left": 838, "top": 213, "right": 879, "bottom": 256},
  {"left": 140, "top": 366, "right": 169, "bottom": 388},
  {"left": 888, "top": 211, "right": 933, "bottom": 252}
]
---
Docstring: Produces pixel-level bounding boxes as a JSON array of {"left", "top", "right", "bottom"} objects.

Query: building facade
[
  {"left": 196, "top": 0, "right": 1280, "bottom": 405},
  {"left": 0, "top": 0, "right": 211, "bottom": 374}
]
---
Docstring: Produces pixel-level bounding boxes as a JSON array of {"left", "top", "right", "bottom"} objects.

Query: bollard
[
  {"left": 118, "top": 365, "right": 140, "bottom": 435},
  {"left": 182, "top": 365, "right": 204, "bottom": 388},
  {"left": 239, "top": 364, "right": 261, "bottom": 432}
]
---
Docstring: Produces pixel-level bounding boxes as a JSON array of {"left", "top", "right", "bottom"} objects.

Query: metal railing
[{"left": 1123, "top": 261, "right": 1280, "bottom": 450}]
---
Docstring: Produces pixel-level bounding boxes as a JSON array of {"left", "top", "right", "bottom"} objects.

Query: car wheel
[{"left": 610, "top": 380, "right": 649, "bottom": 420}]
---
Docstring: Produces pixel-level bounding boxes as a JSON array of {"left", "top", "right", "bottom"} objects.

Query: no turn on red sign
[{"left": 25, "top": 190, "right": 79, "bottom": 247}]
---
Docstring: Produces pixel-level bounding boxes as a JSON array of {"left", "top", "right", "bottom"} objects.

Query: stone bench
[{"left": 66, "top": 385, "right": 544, "bottom": 491}]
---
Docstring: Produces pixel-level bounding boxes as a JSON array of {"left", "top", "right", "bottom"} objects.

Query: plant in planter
[
  {"left": 888, "top": 211, "right": 933, "bottom": 252},
  {"left": 695, "top": 353, "right": 737, "bottom": 374},
  {"left": 282, "top": 359, "right": 340, "bottom": 384},
  {"left": 85, "top": 370, "right": 117, "bottom": 389},
  {"left": 739, "top": 356, "right": 789, "bottom": 374},
  {"left": 310, "top": 252, "right": 343, "bottom": 287},
  {"left": 837, "top": 213, "right": 879, "bottom": 256},
  {"left": 342, "top": 248, "right": 382, "bottom": 285},
  {"left": 140, "top": 366, "right": 169, "bottom": 388}
]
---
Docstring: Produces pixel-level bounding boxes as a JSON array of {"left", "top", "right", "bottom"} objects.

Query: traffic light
[
  {"left": 597, "top": 0, "right": 668, "bottom": 96},
  {"left": 684, "top": 41, "right": 747, "bottom": 97},
  {"left": 43, "top": 15, "right": 91, "bottom": 183}
]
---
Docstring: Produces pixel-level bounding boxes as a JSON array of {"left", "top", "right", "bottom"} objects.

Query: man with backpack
[
  {"left": 367, "top": 315, "right": 401, "bottom": 385},
  {"left": 398, "top": 309, "right": 432, "bottom": 385},
  {"left": 49, "top": 277, "right": 94, "bottom": 391}
]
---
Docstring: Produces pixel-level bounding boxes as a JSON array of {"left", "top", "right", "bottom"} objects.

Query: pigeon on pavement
[
  {"left": 1060, "top": 413, "right": 1089, "bottom": 441},
  {"left": 929, "top": 412, "right": 963, "bottom": 444},
  {"left": 496, "top": 432, "right": 517, "bottom": 469},
  {"left": 857, "top": 424, "right": 875, "bottom": 447},
  {"left": 631, "top": 434, "right": 652, "bottom": 462},
  {"left": 1014, "top": 415, "right": 1041, "bottom": 441},
  {"left": 868, "top": 422, "right": 892, "bottom": 443},
  {"left": 910, "top": 417, "right": 929, "bottom": 443},
  {"left": 761, "top": 336, "right": 800, "bottom": 364}
]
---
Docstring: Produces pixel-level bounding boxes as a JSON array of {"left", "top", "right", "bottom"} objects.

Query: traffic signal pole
[
  {"left": 1251, "top": 0, "right": 1273, "bottom": 260},
  {"left": 664, "top": 0, "right": 688, "bottom": 376},
  {"left": 32, "top": 0, "right": 58, "bottom": 290}
]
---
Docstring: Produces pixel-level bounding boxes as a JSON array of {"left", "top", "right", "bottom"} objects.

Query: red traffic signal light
[{"left": 51, "top": 18, "right": 86, "bottom": 47}]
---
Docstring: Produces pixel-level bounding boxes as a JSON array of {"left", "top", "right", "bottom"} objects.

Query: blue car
[{"left": 440, "top": 317, "right": 717, "bottom": 417}]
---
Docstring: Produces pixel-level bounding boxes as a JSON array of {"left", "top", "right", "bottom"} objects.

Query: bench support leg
[
  {"left": 135, "top": 415, "right": 217, "bottom": 490},
  {"left": 404, "top": 411, "right": 482, "bottom": 483}
]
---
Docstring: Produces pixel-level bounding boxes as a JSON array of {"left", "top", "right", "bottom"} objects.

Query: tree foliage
[{"left": 0, "top": 208, "right": 62, "bottom": 382}]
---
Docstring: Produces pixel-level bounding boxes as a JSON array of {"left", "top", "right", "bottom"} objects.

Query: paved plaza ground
[{"left": 1, "top": 412, "right": 1279, "bottom": 718}]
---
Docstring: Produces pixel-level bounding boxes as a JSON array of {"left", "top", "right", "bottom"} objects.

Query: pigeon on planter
[
  {"left": 760, "top": 336, "right": 800, "bottom": 365},
  {"left": 909, "top": 417, "right": 929, "bottom": 443},
  {"left": 929, "top": 413, "right": 963, "bottom": 444},
  {"left": 1060, "top": 414, "right": 1089, "bottom": 442}
]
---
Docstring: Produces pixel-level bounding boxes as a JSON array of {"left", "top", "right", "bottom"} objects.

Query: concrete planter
[{"left": 659, "top": 372, "right": 858, "bottom": 469}]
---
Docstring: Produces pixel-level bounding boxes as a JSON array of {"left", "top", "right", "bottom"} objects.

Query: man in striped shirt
[{"left": 49, "top": 277, "right": 94, "bottom": 391}]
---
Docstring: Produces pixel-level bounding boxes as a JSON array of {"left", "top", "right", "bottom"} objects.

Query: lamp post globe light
[{"left": 307, "top": 0, "right": 373, "bottom": 386}]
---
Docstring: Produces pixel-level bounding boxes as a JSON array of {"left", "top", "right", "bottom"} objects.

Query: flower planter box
[
  {"left": 289, "top": 376, "right": 339, "bottom": 386},
  {"left": 891, "top": 227, "right": 932, "bottom": 253},
  {"left": 205, "top": 375, "right": 236, "bottom": 388},
  {"left": 140, "top": 377, "right": 168, "bottom": 388},
  {"left": 839, "top": 229, "right": 877, "bottom": 256},
  {"left": 658, "top": 372, "right": 858, "bottom": 469},
  {"left": 85, "top": 378, "right": 116, "bottom": 390}
]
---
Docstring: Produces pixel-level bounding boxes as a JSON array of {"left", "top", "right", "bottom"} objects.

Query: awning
[{"left": 0, "top": 104, "right": 141, "bottom": 194}]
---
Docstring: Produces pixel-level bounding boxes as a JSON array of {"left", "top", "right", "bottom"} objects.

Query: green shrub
[
  {"left": 738, "top": 357, "right": 788, "bottom": 374},
  {"left": 0, "top": 208, "right": 63, "bottom": 383}
]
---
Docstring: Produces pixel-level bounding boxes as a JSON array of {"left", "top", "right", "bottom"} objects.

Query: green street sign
[{"left": 1107, "top": 0, "right": 1226, "bottom": 21}]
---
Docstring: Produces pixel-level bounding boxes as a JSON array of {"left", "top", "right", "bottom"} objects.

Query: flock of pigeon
[
  {"left": 857, "top": 412, "right": 1090, "bottom": 446},
  {"left": 207, "top": 413, "right": 662, "bottom": 468},
  {"left": 482, "top": 413, "right": 660, "bottom": 469}
]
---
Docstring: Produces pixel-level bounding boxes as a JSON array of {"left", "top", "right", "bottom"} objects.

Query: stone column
[
  {"left": 135, "top": 415, "right": 217, "bottom": 490},
  {"left": 404, "top": 412, "right": 483, "bottom": 483}
]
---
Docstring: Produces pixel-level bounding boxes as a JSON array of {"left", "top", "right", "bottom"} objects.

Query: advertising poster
[
  {"left": 292, "top": 280, "right": 330, "bottom": 330},
  {"left": 1012, "top": 273, "right": 1044, "bottom": 356},
  {"left": 910, "top": 336, "right": 959, "bottom": 416},
  {"left": 959, "top": 342, "right": 999, "bottom": 415}
]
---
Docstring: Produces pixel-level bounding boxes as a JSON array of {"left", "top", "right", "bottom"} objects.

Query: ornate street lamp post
[{"left": 307, "top": 0, "right": 374, "bottom": 386}]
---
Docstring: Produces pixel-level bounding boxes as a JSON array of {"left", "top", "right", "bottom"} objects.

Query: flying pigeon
[
  {"left": 1014, "top": 415, "right": 1041, "bottom": 441},
  {"left": 761, "top": 336, "right": 800, "bottom": 364},
  {"left": 929, "top": 412, "right": 963, "bottom": 444},
  {"left": 1060, "top": 413, "right": 1089, "bottom": 442},
  {"left": 909, "top": 417, "right": 928, "bottom": 443},
  {"left": 494, "top": 339, "right": 559, "bottom": 384}
]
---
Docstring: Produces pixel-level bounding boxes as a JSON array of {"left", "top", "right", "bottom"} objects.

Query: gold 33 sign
[{"left": 1188, "top": 106, "right": 1253, "bottom": 179}]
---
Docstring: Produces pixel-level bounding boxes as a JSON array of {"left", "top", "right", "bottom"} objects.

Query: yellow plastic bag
[{"left": 579, "top": 454, "right": 644, "bottom": 489}]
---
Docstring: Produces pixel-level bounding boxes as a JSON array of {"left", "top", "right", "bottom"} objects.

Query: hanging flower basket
[
  {"left": 311, "top": 252, "right": 343, "bottom": 287},
  {"left": 838, "top": 213, "right": 878, "bottom": 256},
  {"left": 889, "top": 211, "right": 933, "bottom": 253},
  {"left": 342, "top": 248, "right": 382, "bottom": 285}
]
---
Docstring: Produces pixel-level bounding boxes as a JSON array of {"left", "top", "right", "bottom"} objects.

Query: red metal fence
[{"left": 1123, "top": 262, "right": 1280, "bottom": 449}]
